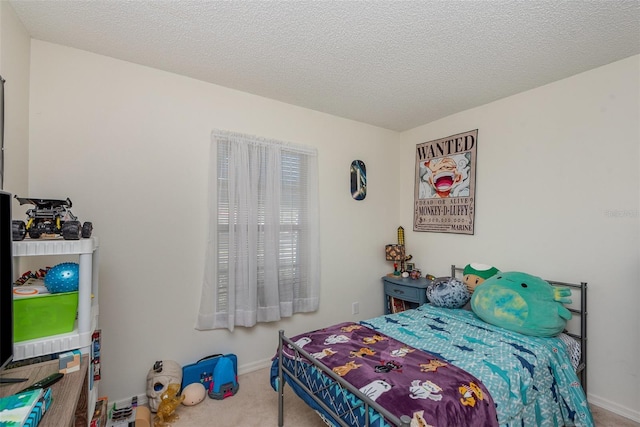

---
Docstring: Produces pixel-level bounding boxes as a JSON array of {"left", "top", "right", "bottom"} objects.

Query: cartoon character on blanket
[{"left": 283, "top": 322, "right": 499, "bottom": 426}]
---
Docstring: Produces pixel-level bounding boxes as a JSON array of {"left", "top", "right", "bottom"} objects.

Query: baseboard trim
[
  {"left": 589, "top": 392, "right": 640, "bottom": 423},
  {"left": 238, "top": 357, "right": 272, "bottom": 376}
]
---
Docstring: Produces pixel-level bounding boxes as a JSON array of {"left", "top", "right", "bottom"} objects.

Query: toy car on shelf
[{"left": 11, "top": 196, "right": 93, "bottom": 241}]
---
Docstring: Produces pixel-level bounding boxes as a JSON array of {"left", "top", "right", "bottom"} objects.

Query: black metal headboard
[{"left": 450, "top": 265, "right": 588, "bottom": 393}]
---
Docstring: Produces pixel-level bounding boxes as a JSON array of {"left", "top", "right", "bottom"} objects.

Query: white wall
[
  {"left": 12, "top": 27, "right": 640, "bottom": 421},
  {"left": 0, "top": 1, "right": 29, "bottom": 196},
  {"left": 399, "top": 55, "right": 640, "bottom": 420},
  {"left": 26, "top": 40, "right": 400, "bottom": 403}
]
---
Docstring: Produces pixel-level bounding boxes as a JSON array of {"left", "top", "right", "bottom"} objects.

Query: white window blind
[{"left": 196, "top": 130, "right": 320, "bottom": 331}]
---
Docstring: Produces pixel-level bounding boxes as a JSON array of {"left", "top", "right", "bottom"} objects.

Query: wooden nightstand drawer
[{"left": 384, "top": 282, "right": 422, "bottom": 302}]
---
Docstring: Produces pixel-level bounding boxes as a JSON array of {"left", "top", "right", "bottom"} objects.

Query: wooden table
[{"left": 0, "top": 355, "right": 89, "bottom": 427}]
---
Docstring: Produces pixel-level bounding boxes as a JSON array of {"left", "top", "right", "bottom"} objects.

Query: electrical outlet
[{"left": 352, "top": 302, "right": 359, "bottom": 315}]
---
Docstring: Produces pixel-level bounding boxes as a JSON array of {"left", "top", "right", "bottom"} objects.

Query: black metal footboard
[{"left": 277, "top": 330, "right": 411, "bottom": 427}]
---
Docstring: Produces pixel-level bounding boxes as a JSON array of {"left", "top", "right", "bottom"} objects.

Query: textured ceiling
[{"left": 8, "top": 0, "right": 640, "bottom": 131}]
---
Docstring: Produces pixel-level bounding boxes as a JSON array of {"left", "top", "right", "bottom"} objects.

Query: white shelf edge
[{"left": 13, "top": 236, "right": 99, "bottom": 256}]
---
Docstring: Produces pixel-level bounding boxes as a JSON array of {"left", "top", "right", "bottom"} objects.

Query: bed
[{"left": 270, "top": 265, "right": 592, "bottom": 427}]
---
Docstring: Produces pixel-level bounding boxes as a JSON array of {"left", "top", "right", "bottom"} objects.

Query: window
[{"left": 196, "top": 130, "right": 319, "bottom": 331}]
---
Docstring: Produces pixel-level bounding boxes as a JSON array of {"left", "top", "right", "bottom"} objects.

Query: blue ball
[
  {"left": 44, "top": 262, "right": 79, "bottom": 293},
  {"left": 427, "top": 276, "right": 470, "bottom": 309}
]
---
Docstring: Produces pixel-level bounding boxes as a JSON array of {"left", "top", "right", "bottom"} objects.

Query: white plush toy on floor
[{"left": 181, "top": 382, "right": 206, "bottom": 406}]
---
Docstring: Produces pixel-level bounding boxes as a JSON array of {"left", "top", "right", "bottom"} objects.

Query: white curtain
[{"left": 196, "top": 130, "right": 320, "bottom": 331}]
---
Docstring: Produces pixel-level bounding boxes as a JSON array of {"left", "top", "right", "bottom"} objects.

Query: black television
[
  {"left": 0, "top": 191, "right": 14, "bottom": 369},
  {"left": 0, "top": 190, "right": 24, "bottom": 383}
]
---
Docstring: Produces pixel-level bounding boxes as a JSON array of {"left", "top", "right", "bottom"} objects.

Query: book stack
[
  {"left": 390, "top": 297, "right": 407, "bottom": 313},
  {"left": 0, "top": 387, "right": 52, "bottom": 427}
]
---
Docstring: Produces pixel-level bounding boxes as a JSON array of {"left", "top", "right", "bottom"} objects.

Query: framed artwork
[
  {"left": 405, "top": 263, "right": 415, "bottom": 272},
  {"left": 413, "top": 130, "right": 477, "bottom": 234}
]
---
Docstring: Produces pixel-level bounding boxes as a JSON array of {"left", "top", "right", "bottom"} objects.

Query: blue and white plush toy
[
  {"left": 471, "top": 271, "right": 572, "bottom": 337},
  {"left": 426, "top": 276, "right": 470, "bottom": 309}
]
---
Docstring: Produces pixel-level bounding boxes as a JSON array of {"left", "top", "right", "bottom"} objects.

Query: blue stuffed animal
[{"left": 471, "top": 271, "right": 572, "bottom": 337}]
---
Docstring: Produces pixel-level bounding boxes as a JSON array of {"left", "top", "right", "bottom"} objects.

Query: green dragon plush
[{"left": 470, "top": 271, "right": 572, "bottom": 337}]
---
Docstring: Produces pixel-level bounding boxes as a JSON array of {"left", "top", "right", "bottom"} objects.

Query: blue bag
[{"left": 181, "top": 353, "right": 238, "bottom": 399}]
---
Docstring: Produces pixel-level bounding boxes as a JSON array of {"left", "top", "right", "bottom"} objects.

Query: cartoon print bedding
[
  {"left": 273, "top": 320, "right": 499, "bottom": 426},
  {"left": 272, "top": 304, "right": 594, "bottom": 427}
]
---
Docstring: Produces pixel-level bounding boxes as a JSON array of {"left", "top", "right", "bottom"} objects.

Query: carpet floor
[
  {"left": 164, "top": 366, "right": 326, "bottom": 427},
  {"left": 159, "top": 367, "right": 637, "bottom": 427}
]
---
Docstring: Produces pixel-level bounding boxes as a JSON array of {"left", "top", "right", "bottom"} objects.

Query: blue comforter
[{"left": 362, "top": 304, "right": 593, "bottom": 427}]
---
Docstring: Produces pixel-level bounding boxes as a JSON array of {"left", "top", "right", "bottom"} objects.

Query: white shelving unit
[{"left": 12, "top": 236, "right": 100, "bottom": 422}]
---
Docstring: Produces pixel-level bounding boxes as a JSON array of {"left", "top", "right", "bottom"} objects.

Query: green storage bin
[{"left": 13, "top": 291, "right": 78, "bottom": 342}]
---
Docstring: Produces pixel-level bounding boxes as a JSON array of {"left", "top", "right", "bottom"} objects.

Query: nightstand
[{"left": 382, "top": 275, "right": 432, "bottom": 314}]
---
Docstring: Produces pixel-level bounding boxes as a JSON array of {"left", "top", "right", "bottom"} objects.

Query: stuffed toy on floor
[{"left": 153, "top": 383, "right": 184, "bottom": 427}]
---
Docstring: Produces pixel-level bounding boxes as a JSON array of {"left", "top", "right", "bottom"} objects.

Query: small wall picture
[
  {"left": 350, "top": 160, "right": 367, "bottom": 200},
  {"left": 406, "top": 263, "right": 415, "bottom": 272}
]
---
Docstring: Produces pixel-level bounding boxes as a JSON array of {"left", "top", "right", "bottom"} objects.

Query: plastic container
[{"left": 13, "top": 291, "right": 78, "bottom": 342}]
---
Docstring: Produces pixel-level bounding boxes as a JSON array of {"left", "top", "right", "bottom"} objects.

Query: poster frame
[{"left": 413, "top": 129, "right": 477, "bottom": 234}]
